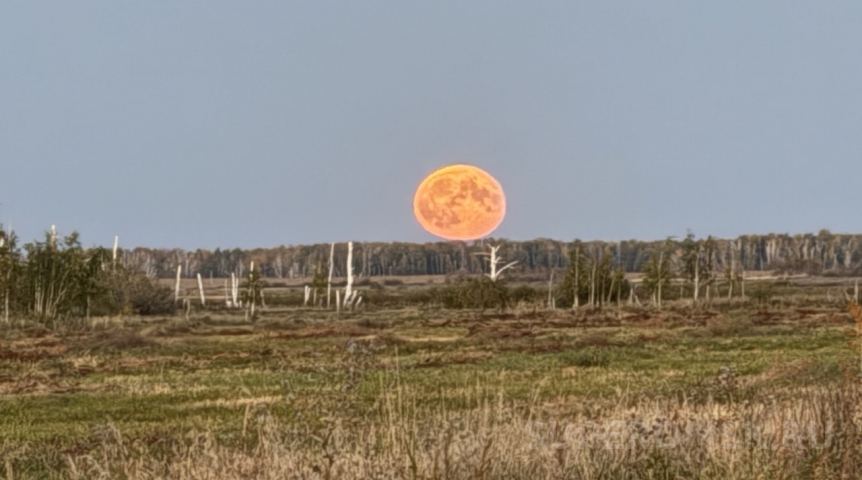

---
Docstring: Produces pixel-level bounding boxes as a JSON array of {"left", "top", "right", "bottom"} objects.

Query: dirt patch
[
  {"left": 150, "top": 322, "right": 194, "bottom": 336},
  {"left": 72, "top": 330, "right": 159, "bottom": 351},
  {"left": 466, "top": 324, "right": 539, "bottom": 339},
  {"left": 0, "top": 337, "right": 67, "bottom": 362},
  {"left": 421, "top": 319, "right": 453, "bottom": 328},
  {"left": 487, "top": 311, "right": 553, "bottom": 322},
  {"left": 410, "top": 351, "right": 493, "bottom": 369},
  {"left": 621, "top": 311, "right": 652, "bottom": 323},
  {"left": 498, "top": 342, "right": 570, "bottom": 354},
  {"left": 191, "top": 327, "right": 256, "bottom": 336},
  {"left": 0, "top": 370, "right": 107, "bottom": 396},
  {"left": 273, "top": 324, "right": 375, "bottom": 340},
  {"left": 402, "top": 335, "right": 460, "bottom": 343},
  {"left": 751, "top": 310, "right": 782, "bottom": 325}
]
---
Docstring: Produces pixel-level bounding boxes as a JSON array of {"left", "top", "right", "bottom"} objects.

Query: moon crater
[{"left": 413, "top": 164, "right": 506, "bottom": 241}]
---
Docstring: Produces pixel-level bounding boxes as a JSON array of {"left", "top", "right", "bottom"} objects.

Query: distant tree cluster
[
  {"left": 638, "top": 232, "right": 746, "bottom": 307},
  {"left": 114, "top": 231, "right": 862, "bottom": 281},
  {"left": 3, "top": 225, "right": 859, "bottom": 323},
  {"left": 555, "top": 241, "right": 629, "bottom": 308},
  {"left": 0, "top": 226, "right": 174, "bottom": 326}
]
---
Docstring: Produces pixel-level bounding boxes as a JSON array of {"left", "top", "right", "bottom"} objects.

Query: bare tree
[{"left": 476, "top": 245, "right": 517, "bottom": 282}]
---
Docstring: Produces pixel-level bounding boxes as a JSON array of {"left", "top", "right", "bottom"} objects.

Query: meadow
[{"left": 2, "top": 276, "right": 862, "bottom": 479}]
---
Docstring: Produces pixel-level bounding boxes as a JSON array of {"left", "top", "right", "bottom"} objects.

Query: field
[{"left": 2, "top": 275, "right": 862, "bottom": 479}]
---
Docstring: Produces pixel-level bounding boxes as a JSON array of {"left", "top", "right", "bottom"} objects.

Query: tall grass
[
  {"left": 41, "top": 377, "right": 862, "bottom": 480},
  {"left": 4, "top": 302, "right": 861, "bottom": 478}
]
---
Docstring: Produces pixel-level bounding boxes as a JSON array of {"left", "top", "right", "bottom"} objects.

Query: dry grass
[
  {"left": 47, "top": 383, "right": 862, "bottom": 480},
  {"left": 2, "top": 293, "right": 861, "bottom": 479}
]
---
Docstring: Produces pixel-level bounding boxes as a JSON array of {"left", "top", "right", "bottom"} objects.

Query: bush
[
  {"left": 509, "top": 285, "right": 542, "bottom": 304},
  {"left": 748, "top": 285, "right": 774, "bottom": 306},
  {"left": 434, "top": 277, "right": 509, "bottom": 311},
  {"left": 96, "top": 268, "right": 176, "bottom": 316}
]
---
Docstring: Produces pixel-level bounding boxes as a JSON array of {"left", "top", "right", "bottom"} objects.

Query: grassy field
[{"left": 2, "top": 277, "right": 862, "bottom": 479}]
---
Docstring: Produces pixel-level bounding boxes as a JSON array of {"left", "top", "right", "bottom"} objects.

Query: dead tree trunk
[
  {"left": 657, "top": 251, "right": 664, "bottom": 308},
  {"left": 175, "top": 266, "right": 182, "bottom": 303},
  {"left": 113, "top": 236, "right": 119, "bottom": 267},
  {"left": 344, "top": 241, "right": 354, "bottom": 309},
  {"left": 327, "top": 242, "right": 334, "bottom": 309},
  {"left": 197, "top": 273, "right": 205, "bottom": 307}
]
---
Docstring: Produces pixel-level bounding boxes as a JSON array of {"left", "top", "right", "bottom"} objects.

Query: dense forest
[{"left": 118, "top": 230, "right": 862, "bottom": 280}]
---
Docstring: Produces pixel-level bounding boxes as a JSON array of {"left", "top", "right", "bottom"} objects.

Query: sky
[{"left": 2, "top": 2, "right": 861, "bottom": 249}]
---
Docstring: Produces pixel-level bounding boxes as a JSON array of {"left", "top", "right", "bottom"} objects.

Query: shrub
[
  {"left": 434, "top": 277, "right": 509, "bottom": 311},
  {"left": 508, "top": 285, "right": 542, "bottom": 304},
  {"left": 97, "top": 268, "right": 176, "bottom": 316}
]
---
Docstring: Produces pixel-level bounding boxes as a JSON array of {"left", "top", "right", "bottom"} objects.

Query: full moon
[{"left": 413, "top": 164, "right": 506, "bottom": 241}]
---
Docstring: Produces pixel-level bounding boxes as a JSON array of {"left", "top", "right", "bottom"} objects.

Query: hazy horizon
[{"left": 3, "top": 2, "right": 861, "bottom": 249}]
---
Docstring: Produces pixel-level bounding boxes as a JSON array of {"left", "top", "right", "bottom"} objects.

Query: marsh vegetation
[{"left": 3, "top": 227, "right": 862, "bottom": 479}]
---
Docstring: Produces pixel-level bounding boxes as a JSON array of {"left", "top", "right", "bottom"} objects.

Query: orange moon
[{"left": 413, "top": 164, "right": 506, "bottom": 241}]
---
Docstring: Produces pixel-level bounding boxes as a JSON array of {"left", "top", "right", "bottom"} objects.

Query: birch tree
[
  {"left": 0, "top": 228, "right": 20, "bottom": 324},
  {"left": 641, "top": 239, "right": 674, "bottom": 308},
  {"left": 557, "top": 242, "right": 627, "bottom": 308},
  {"left": 680, "top": 233, "right": 716, "bottom": 304},
  {"left": 327, "top": 242, "right": 335, "bottom": 308}
]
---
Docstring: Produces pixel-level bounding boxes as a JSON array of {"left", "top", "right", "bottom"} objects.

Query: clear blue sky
[{"left": 2, "top": 2, "right": 860, "bottom": 249}]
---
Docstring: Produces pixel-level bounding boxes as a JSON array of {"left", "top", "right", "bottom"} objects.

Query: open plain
[{"left": 2, "top": 276, "right": 862, "bottom": 479}]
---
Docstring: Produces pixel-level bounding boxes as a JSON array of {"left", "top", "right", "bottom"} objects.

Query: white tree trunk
[
  {"left": 248, "top": 262, "right": 255, "bottom": 319},
  {"left": 344, "top": 242, "right": 354, "bottom": 308},
  {"left": 483, "top": 245, "right": 517, "bottom": 282},
  {"left": 327, "top": 242, "right": 335, "bottom": 309},
  {"left": 197, "top": 273, "right": 205, "bottom": 306},
  {"left": 175, "top": 265, "right": 182, "bottom": 303},
  {"left": 231, "top": 273, "right": 239, "bottom": 308},
  {"left": 657, "top": 251, "right": 664, "bottom": 308},
  {"left": 113, "top": 236, "right": 119, "bottom": 266}
]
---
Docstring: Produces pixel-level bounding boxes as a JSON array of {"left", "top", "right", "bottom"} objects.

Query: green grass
[{"left": 1, "top": 311, "right": 853, "bottom": 453}]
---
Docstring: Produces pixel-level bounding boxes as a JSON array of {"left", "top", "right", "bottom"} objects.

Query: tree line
[
  {"left": 3, "top": 226, "right": 860, "bottom": 321},
  {"left": 116, "top": 230, "right": 862, "bottom": 280}
]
